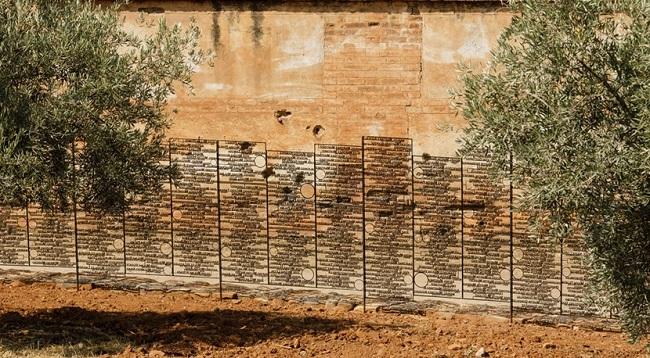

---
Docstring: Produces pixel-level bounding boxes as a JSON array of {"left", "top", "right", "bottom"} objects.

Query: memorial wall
[
  {"left": 0, "top": 136, "right": 599, "bottom": 316},
  {"left": 0, "top": 2, "right": 601, "bottom": 316}
]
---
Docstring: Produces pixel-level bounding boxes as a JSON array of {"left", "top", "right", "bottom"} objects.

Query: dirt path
[{"left": 0, "top": 282, "right": 646, "bottom": 357}]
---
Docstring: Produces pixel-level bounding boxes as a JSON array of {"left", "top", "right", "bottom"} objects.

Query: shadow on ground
[{"left": 0, "top": 307, "right": 356, "bottom": 356}]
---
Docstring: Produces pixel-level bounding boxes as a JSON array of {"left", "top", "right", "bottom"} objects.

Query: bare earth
[{"left": 0, "top": 282, "right": 647, "bottom": 358}]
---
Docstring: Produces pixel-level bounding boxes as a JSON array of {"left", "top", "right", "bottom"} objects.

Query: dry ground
[{"left": 0, "top": 281, "right": 647, "bottom": 357}]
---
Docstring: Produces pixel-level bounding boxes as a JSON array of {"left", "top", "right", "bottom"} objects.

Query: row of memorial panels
[{"left": 0, "top": 138, "right": 599, "bottom": 316}]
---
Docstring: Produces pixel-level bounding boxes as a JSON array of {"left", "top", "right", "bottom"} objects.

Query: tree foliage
[
  {"left": 0, "top": 0, "right": 206, "bottom": 213},
  {"left": 455, "top": 0, "right": 649, "bottom": 340}
]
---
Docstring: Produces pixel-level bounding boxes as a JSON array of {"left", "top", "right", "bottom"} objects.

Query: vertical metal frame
[
  {"left": 361, "top": 137, "right": 367, "bottom": 312},
  {"left": 509, "top": 153, "right": 514, "bottom": 321},
  {"left": 25, "top": 205, "right": 31, "bottom": 266},
  {"left": 168, "top": 140, "right": 175, "bottom": 276},
  {"left": 410, "top": 141, "right": 416, "bottom": 300},
  {"left": 216, "top": 141, "right": 223, "bottom": 300},
  {"left": 71, "top": 142, "right": 80, "bottom": 290},
  {"left": 313, "top": 146, "right": 319, "bottom": 288},
  {"left": 265, "top": 146, "right": 271, "bottom": 285},
  {"left": 460, "top": 157, "right": 465, "bottom": 299}
]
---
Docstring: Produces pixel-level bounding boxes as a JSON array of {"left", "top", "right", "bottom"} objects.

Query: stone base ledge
[{"left": 0, "top": 268, "right": 620, "bottom": 333}]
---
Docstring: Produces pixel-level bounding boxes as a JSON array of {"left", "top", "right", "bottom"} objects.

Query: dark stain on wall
[
  {"left": 262, "top": 167, "right": 275, "bottom": 179},
  {"left": 211, "top": 1, "right": 222, "bottom": 53},
  {"left": 137, "top": 7, "right": 165, "bottom": 14},
  {"left": 124, "top": 1, "right": 504, "bottom": 15},
  {"left": 250, "top": 2, "right": 264, "bottom": 47},
  {"left": 227, "top": 12, "right": 240, "bottom": 26},
  {"left": 407, "top": 2, "right": 420, "bottom": 15}
]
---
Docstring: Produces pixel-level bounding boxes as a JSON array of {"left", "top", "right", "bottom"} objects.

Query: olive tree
[
  {"left": 455, "top": 0, "right": 649, "bottom": 340},
  {"left": 0, "top": 0, "right": 206, "bottom": 213}
]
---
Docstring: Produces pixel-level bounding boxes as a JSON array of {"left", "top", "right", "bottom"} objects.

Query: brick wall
[
  {"left": 0, "top": 2, "right": 600, "bottom": 317},
  {"left": 113, "top": 1, "right": 510, "bottom": 156}
]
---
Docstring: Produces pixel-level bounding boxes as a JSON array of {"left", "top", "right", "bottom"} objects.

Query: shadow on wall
[{"left": 0, "top": 307, "right": 355, "bottom": 356}]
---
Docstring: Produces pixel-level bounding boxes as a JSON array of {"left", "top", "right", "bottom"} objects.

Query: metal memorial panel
[
  {"left": 267, "top": 151, "right": 316, "bottom": 287},
  {"left": 171, "top": 139, "right": 219, "bottom": 278},
  {"left": 124, "top": 183, "right": 173, "bottom": 275},
  {"left": 363, "top": 136, "right": 414, "bottom": 300},
  {"left": 511, "top": 210, "right": 561, "bottom": 314},
  {"left": 563, "top": 233, "right": 600, "bottom": 315},
  {"left": 77, "top": 212, "right": 125, "bottom": 275},
  {"left": 218, "top": 141, "right": 268, "bottom": 284},
  {"left": 0, "top": 135, "right": 600, "bottom": 318},
  {"left": 461, "top": 158, "right": 510, "bottom": 302},
  {"left": 27, "top": 206, "right": 75, "bottom": 268},
  {"left": 412, "top": 156, "right": 462, "bottom": 298},
  {"left": 314, "top": 144, "right": 363, "bottom": 291},
  {"left": 0, "top": 206, "right": 28, "bottom": 266}
]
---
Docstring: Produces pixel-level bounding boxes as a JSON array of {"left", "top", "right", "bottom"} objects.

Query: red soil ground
[{"left": 0, "top": 281, "right": 647, "bottom": 357}]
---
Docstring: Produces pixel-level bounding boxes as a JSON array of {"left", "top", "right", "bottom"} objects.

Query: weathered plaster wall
[{"left": 118, "top": 1, "right": 511, "bottom": 156}]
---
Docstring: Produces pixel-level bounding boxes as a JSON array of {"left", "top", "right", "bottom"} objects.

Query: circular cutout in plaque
[
  {"left": 30, "top": 249, "right": 38, "bottom": 258},
  {"left": 413, "top": 167, "right": 424, "bottom": 179},
  {"left": 28, "top": 220, "right": 36, "bottom": 229},
  {"left": 354, "top": 279, "right": 364, "bottom": 291},
  {"left": 414, "top": 272, "right": 428, "bottom": 288},
  {"left": 562, "top": 267, "right": 572, "bottom": 278},
  {"left": 221, "top": 246, "right": 232, "bottom": 258},
  {"left": 163, "top": 266, "right": 172, "bottom": 275},
  {"left": 513, "top": 248, "right": 524, "bottom": 261},
  {"left": 254, "top": 155, "right": 266, "bottom": 168},
  {"left": 173, "top": 210, "right": 182, "bottom": 220},
  {"left": 500, "top": 269, "right": 511, "bottom": 282},
  {"left": 550, "top": 288, "right": 561, "bottom": 300},
  {"left": 301, "top": 268, "right": 315, "bottom": 281},
  {"left": 316, "top": 169, "right": 326, "bottom": 180},
  {"left": 160, "top": 243, "right": 172, "bottom": 256},
  {"left": 365, "top": 224, "right": 374, "bottom": 234},
  {"left": 300, "top": 183, "right": 315, "bottom": 199},
  {"left": 513, "top": 268, "right": 524, "bottom": 280},
  {"left": 270, "top": 247, "right": 278, "bottom": 256},
  {"left": 113, "top": 239, "right": 124, "bottom": 250},
  {"left": 17, "top": 218, "right": 26, "bottom": 228},
  {"left": 403, "top": 273, "right": 413, "bottom": 285}
]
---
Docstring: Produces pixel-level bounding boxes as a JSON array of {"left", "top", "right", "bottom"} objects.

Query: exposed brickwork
[
  {"left": 322, "top": 13, "right": 422, "bottom": 127},
  {"left": 150, "top": 1, "right": 508, "bottom": 156}
]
